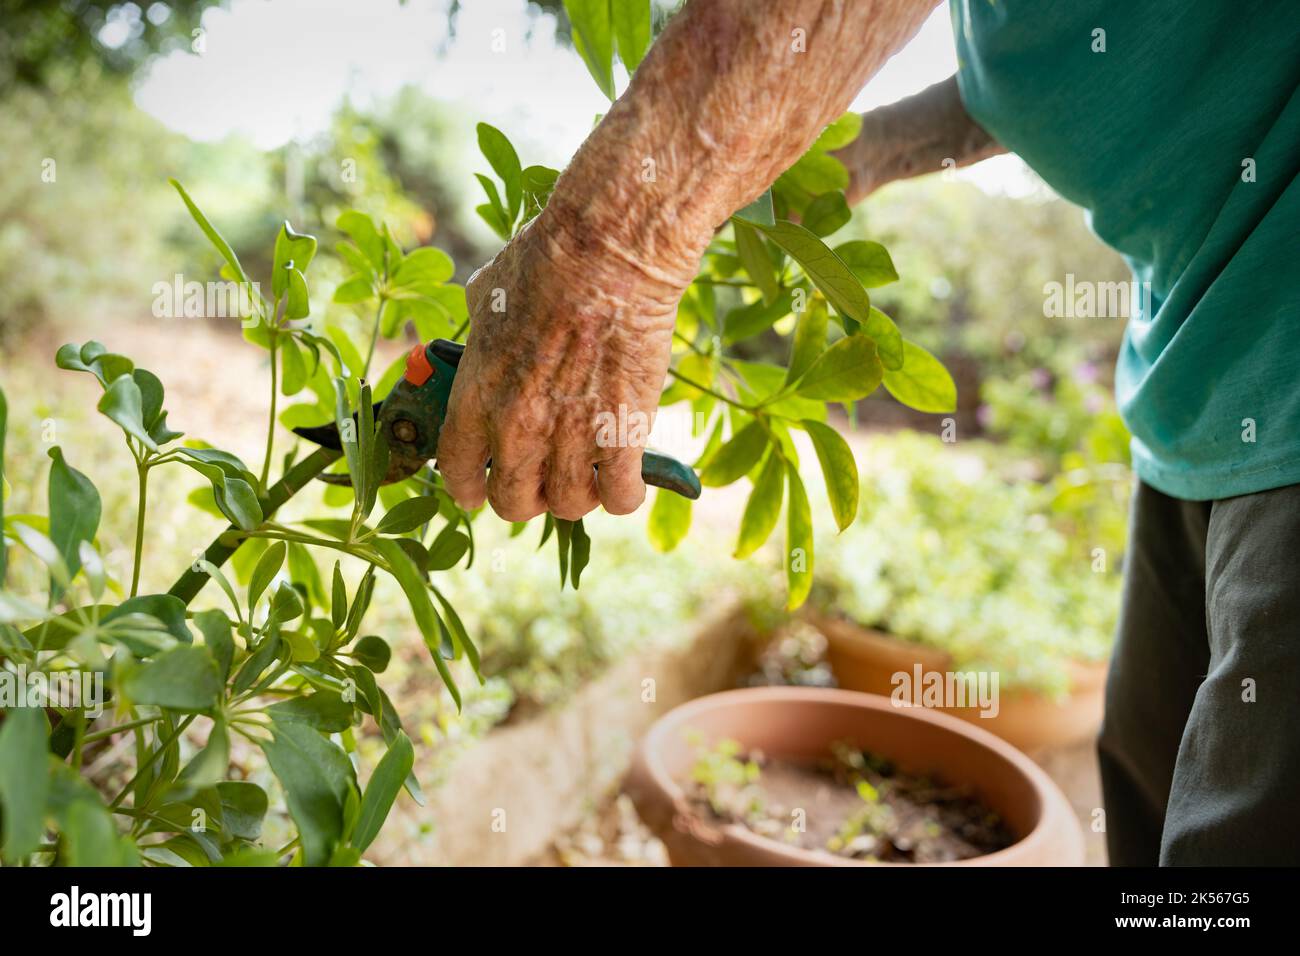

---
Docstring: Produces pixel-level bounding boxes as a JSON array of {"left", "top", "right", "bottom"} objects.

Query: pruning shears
[{"left": 292, "top": 338, "right": 702, "bottom": 500}]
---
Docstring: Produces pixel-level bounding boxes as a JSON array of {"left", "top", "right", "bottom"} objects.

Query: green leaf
[
  {"left": 612, "top": 0, "right": 651, "bottom": 70},
  {"left": 647, "top": 486, "right": 692, "bottom": 552},
  {"left": 46, "top": 447, "right": 101, "bottom": 596},
  {"left": 565, "top": 0, "right": 616, "bottom": 98},
  {"left": 337, "top": 211, "right": 386, "bottom": 274},
  {"left": 350, "top": 731, "right": 414, "bottom": 852},
  {"left": 194, "top": 608, "right": 235, "bottom": 682},
  {"left": 269, "top": 580, "right": 304, "bottom": 624},
  {"left": 97, "top": 374, "right": 159, "bottom": 450},
  {"left": 259, "top": 719, "right": 357, "bottom": 866},
  {"left": 218, "top": 781, "right": 268, "bottom": 841},
  {"left": 802, "top": 192, "right": 851, "bottom": 237},
  {"left": 734, "top": 451, "right": 785, "bottom": 559},
  {"left": 351, "top": 635, "right": 391, "bottom": 673},
  {"left": 794, "top": 335, "right": 883, "bottom": 402},
  {"left": 174, "top": 455, "right": 263, "bottom": 532},
  {"left": 330, "top": 562, "right": 348, "bottom": 631},
  {"left": 58, "top": 788, "right": 137, "bottom": 866},
  {"left": 723, "top": 288, "right": 796, "bottom": 344},
  {"left": 10, "top": 522, "right": 70, "bottom": 591},
  {"left": 569, "top": 518, "right": 591, "bottom": 588},
  {"left": 882, "top": 340, "right": 957, "bottom": 413},
  {"left": 170, "top": 179, "right": 256, "bottom": 290},
  {"left": 785, "top": 301, "right": 829, "bottom": 386},
  {"left": 862, "top": 307, "right": 904, "bottom": 370},
  {"left": 802, "top": 420, "right": 859, "bottom": 532},
  {"left": 132, "top": 368, "right": 166, "bottom": 431},
  {"left": 248, "top": 541, "right": 286, "bottom": 613},
  {"left": 564, "top": 0, "right": 613, "bottom": 98},
  {"left": 0, "top": 707, "right": 49, "bottom": 859},
  {"left": 375, "top": 495, "right": 441, "bottom": 536},
  {"left": 522, "top": 164, "right": 560, "bottom": 203},
  {"left": 374, "top": 540, "right": 461, "bottom": 711},
  {"left": 812, "top": 112, "right": 863, "bottom": 152},
  {"left": 733, "top": 221, "right": 780, "bottom": 305},
  {"left": 834, "top": 240, "right": 899, "bottom": 288},
  {"left": 120, "top": 645, "right": 222, "bottom": 712},
  {"left": 285, "top": 267, "right": 310, "bottom": 320},
  {"left": 426, "top": 526, "right": 470, "bottom": 571},
  {"left": 272, "top": 222, "right": 318, "bottom": 299},
  {"left": 755, "top": 221, "right": 871, "bottom": 329},
  {"left": 391, "top": 246, "right": 454, "bottom": 291},
  {"left": 333, "top": 275, "right": 374, "bottom": 305},
  {"left": 476, "top": 123, "right": 523, "bottom": 223},
  {"left": 699, "top": 420, "right": 767, "bottom": 487},
  {"left": 231, "top": 628, "right": 281, "bottom": 695},
  {"left": 733, "top": 189, "right": 776, "bottom": 227},
  {"left": 431, "top": 586, "right": 481, "bottom": 680},
  {"left": 777, "top": 152, "right": 849, "bottom": 200},
  {"left": 105, "top": 593, "right": 193, "bottom": 644},
  {"left": 176, "top": 716, "right": 230, "bottom": 792},
  {"left": 269, "top": 691, "right": 354, "bottom": 733},
  {"left": 475, "top": 201, "right": 512, "bottom": 242},
  {"left": 784, "top": 463, "right": 814, "bottom": 610}
]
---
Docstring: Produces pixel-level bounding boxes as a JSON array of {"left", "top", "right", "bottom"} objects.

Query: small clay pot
[
  {"left": 627, "top": 687, "right": 1084, "bottom": 866},
  {"left": 809, "top": 612, "right": 1107, "bottom": 753}
]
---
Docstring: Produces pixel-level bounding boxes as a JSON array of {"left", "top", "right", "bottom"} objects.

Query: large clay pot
[
  {"left": 627, "top": 687, "right": 1084, "bottom": 867},
  {"left": 809, "top": 612, "right": 1107, "bottom": 753}
]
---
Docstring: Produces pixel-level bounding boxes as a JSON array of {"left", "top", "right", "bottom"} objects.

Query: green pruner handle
[{"left": 640, "top": 450, "right": 701, "bottom": 500}]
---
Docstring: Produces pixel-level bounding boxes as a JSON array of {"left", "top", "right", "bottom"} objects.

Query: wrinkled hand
[{"left": 436, "top": 214, "right": 679, "bottom": 522}]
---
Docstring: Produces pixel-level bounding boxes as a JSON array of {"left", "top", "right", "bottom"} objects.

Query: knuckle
[{"left": 602, "top": 483, "right": 646, "bottom": 516}]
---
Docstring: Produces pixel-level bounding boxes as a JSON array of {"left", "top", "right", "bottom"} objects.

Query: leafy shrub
[
  {"left": 811, "top": 432, "right": 1124, "bottom": 696},
  {"left": 0, "top": 0, "right": 950, "bottom": 866}
]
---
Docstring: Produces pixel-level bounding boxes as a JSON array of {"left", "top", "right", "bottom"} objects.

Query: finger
[
  {"left": 437, "top": 384, "right": 490, "bottom": 511},
  {"left": 596, "top": 447, "right": 647, "bottom": 516},
  {"left": 544, "top": 454, "right": 600, "bottom": 521},
  {"left": 486, "top": 447, "right": 548, "bottom": 522}
]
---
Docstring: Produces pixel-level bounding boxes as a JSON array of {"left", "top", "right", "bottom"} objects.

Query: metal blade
[{"left": 291, "top": 402, "right": 385, "bottom": 452}]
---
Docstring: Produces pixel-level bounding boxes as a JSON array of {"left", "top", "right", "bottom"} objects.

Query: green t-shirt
[{"left": 951, "top": 0, "right": 1300, "bottom": 500}]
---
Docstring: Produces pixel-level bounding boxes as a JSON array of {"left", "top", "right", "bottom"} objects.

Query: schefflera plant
[
  {"left": 472, "top": 0, "right": 959, "bottom": 608},
  {"left": 0, "top": 184, "right": 485, "bottom": 866}
]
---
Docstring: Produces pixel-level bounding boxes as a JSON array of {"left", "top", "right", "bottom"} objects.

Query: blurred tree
[
  {"left": 0, "top": 0, "right": 227, "bottom": 88},
  {"left": 0, "top": 76, "right": 198, "bottom": 342}
]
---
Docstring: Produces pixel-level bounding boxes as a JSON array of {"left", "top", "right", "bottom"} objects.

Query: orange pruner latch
[{"left": 404, "top": 342, "right": 434, "bottom": 386}]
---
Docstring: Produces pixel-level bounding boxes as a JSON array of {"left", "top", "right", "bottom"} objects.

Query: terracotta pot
[
  {"left": 627, "top": 687, "right": 1083, "bottom": 867},
  {"left": 809, "top": 612, "right": 1107, "bottom": 753}
]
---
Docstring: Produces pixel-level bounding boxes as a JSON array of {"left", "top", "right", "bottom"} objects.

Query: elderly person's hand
[{"left": 438, "top": 0, "right": 940, "bottom": 521}]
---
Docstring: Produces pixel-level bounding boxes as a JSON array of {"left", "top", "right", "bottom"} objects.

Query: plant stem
[
  {"left": 109, "top": 714, "right": 195, "bottom": 810},
  {"left": 129, "top": 460, "right": 149, "bottom": 598},
  {"left": 82, "top": 715, "right": 160, "bottom": 744},
  {"left": 261, "top": 330, "right": 279, "bottom": 488},
  {"left": 363, "top": 299, "right": 385, "bottom": 378},
  {"left": 667, "top": 368, "right": 753, "bottom": 411},
  {"left": 167, "top": 446, "right": 342, "bottom": 605}
]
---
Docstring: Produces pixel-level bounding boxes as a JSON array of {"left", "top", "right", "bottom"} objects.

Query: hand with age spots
[
  {"left": 436, "top": 0, "right": 939, "bottom": 521},
  {"left": 436, "top": 215, "right": 677, "bottom": 521}
]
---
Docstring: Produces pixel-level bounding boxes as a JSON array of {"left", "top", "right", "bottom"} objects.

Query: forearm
[
  {"left": 544, "top": 0, "right": 940, "bottom": 304},
  {"left": 833, "top": 75, "right": 1005, "bottom": 204}
]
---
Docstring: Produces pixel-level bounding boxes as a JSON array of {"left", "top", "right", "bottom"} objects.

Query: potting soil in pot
[{"left": 685, "top": 738, "right": 1014, "bottom": 863}]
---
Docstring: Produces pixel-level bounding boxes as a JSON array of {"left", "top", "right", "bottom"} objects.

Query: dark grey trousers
[{"left": 1098, "top": 479, "right": 1300, "bottom": 865}]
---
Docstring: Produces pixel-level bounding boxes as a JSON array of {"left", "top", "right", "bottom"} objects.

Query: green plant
[
  {"left": 0, "top": 0, "right": 952, "bottom": 866},
  {"left": 688, "top": 736, "right": 764, "bottom": 821},
  {"left": 812, "top": 432, "right": 1124, "bottom": 696}
]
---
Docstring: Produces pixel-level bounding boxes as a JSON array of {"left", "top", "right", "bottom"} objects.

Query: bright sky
[{"left": 134, "top": 0, "right": 1033, "bottom": 194}]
